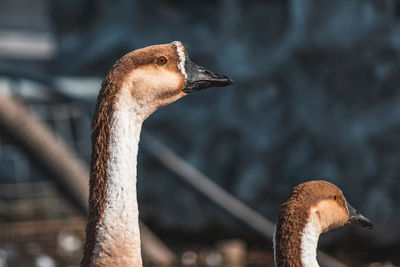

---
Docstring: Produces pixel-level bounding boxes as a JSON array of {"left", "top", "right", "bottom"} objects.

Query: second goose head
[
  {"left": 274, "top": 180, "right": 372, "bottom": 267},
  {"left": 104, "top": 41, "right": 233, "bottom": 119},
  {"left": 287, "top": 180, "right": 373, "bottom": 233}
]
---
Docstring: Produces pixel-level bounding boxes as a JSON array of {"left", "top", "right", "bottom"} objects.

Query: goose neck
[
  {"left": 83, "top": 87, "right": 145, "bottom": 266},
  {"left": 299, "top": 213, "right": 320, "bottom": 267},
  {"left": 274, "top": 208, "right": 321, "bottom": 267},
  {"left": 93, "top": 98, "right": 143, "bottom": 266}
]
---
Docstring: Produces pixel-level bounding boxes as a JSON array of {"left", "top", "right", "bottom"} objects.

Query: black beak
[
  {"left": 346, "top": 201, "right": 373, "bottom": 229},
  {"left": 183, "top": 58, "right": 234, "bottom": 93}
]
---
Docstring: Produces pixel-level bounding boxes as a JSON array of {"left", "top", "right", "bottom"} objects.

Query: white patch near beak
[{"left": 172, "top": 41, "right": 187, "bottom": 80}]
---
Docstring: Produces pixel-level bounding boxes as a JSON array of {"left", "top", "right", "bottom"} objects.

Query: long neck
[
  {"left": 274, "top": 204, "right": 320, "bottom": 267},
  {"left": 82, "top": 79, "right": 145, "bottom": 266}
]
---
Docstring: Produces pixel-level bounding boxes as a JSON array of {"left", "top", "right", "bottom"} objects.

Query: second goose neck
[
  {"left": 274, "top": 206, "right": 321, "bottom": 267},
  {"left": 299, "top": 213, "right": 320, "bottom": 267}
]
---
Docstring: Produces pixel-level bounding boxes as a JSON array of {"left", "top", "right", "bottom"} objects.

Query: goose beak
[
  {"left": 346, "top": 202, "right": 373, "bottom": 229},
  {"left": 183, "top": 58, "right": 234, "bottom": 93}
]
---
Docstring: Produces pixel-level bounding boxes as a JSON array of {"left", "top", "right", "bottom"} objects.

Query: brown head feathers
[{"left": 274, "top": 180, "right": 373, "bottom": 267}]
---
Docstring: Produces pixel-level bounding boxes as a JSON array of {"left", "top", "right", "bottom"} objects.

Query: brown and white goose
[
  {"left": 274, "top": 180, "right": 373, "bottom": 267},
  {"left": 81, "top": 41, "right": 233, "bottom": 267}
]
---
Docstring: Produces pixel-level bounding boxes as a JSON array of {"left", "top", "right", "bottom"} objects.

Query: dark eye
[
  {"left": 156, "top": 56, "right": 167, "bottom": 65},
  {"left": 333, "top": 194, "right": 337, "bottom": 201}
]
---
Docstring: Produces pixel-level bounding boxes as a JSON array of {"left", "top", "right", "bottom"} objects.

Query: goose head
[
  {"left": 286, "top": 180, "right": 373, "bottom": 233},
  {"left": 274, "top": 180, "right": 373, "bottom": 267},
  {"left": 106, "top": 41, "right": 233, "bottom": 118}
]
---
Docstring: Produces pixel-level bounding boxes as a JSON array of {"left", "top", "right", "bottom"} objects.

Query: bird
[
  {"left": 273, "top": 180, "right": 373, "bottom": 267},
  {"left": 81, "top": 41, "right": 233, "bottom": 267}
]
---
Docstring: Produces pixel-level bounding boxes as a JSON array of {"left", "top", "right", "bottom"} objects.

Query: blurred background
[{"left": 0, "top": 0, "right": 399, "bottom": 266}]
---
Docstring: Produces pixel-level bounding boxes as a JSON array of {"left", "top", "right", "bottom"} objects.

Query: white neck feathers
[
  {"left": 300, "top": 210, "right": 321, "bottom": 267},
  {"left": 92, "top": 89, "right": 144, "bottom": 266}
]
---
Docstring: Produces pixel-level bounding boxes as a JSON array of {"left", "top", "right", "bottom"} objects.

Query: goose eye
[
  {"left": 156, "top": 56, "right": 167, "bottom": 65},
  {"left": 333, "top": 194, "right": 337, "bottom": 201}
]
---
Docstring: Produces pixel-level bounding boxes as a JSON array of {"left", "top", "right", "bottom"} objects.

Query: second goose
[{"left": 274, "top": 180, "right": 373, "bottom": 267}]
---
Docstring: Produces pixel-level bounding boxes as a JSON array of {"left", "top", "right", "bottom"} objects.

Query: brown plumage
[
  {"left": 274, "top": 180, "right": 372, "bottom": 267},
  {"left": 81, "top": 42, "right": 233, "bottom": 266},
  {"left": 82, "top": 43, "right": 185, "bottom": 266}
]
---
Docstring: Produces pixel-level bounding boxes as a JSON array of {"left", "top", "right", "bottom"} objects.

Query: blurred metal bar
[
  {"left": 0, "top": 96, "right": 88, "bottom": 210},
  {"left": 142, "top": 133, "right": 347, "bottom": 267},
  {"left": 0, "top": 95, "right": 177, "bottom": 266},
  {"left": 143, "top": 133, "right": 276, "bottom": 238}
]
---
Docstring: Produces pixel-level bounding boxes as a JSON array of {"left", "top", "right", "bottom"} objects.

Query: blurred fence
[{"left": 0, "top": 89, "right": 90, "bottom": 266}]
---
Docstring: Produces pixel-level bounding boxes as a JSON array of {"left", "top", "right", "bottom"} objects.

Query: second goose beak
[
  {"left": 183, "top": 58, "right": 233, "bottom": 93},
  {"left": 346, "top": 202, "right": 373, "bottom": 229}
]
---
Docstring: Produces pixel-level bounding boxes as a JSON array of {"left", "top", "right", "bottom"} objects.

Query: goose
[
  {"left": 81, "top": 41, "right": 233, "bottom": 267},
  {"left": 273, "top": 180, "right": 373, "bottom": 267}
]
